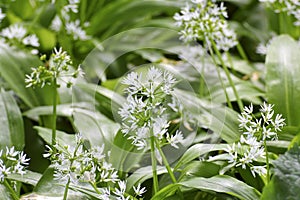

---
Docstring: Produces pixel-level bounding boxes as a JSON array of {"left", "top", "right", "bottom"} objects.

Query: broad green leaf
[
  {"left": 0, "top": 43, "right": 53, "bottom": 108},
  {"left": 151, "top": 184, "right": 180, "bottom": 200},
  {"left": 265, "top": 35, "right": 300, "bottom": 126},
  {"left": 174, "top": 89, "right": 240, "bottom": 143},
  {"left": 179, "top": 161, "right": 220, "bottom": 181},
  {"left": 126, "top": 166, "right": 167, "bottom": 192},
  {"left": 33, "top": 167, "right": 64, "bottom": 197},
  {"left": 34, "top": 126, "right": 76, "bottom": 149},
  {"left": 73, "top": 108, "right": 120, "bottom": 147},
  {"left": 180, "top": 175, "right": 261, "bottom": 200},
  {"left": 0, "top": 184, "right": 12, "bottom": 200},
  {"left": 261, "top": 145, "right": 300, "bottom": 200},
  {"left": 174, "top": 143, "right": 228, "bottom": 170},
  {"left": 0, "top": 90, "right": 24, "bottom": 149},
  {"left": 7, "top": 171, "right": 42, "bottom": 186}
]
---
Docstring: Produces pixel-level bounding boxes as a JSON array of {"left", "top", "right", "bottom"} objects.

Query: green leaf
[
  {"left": 7, "top": 171, "right": 42, "bottom": 186},
  {"left": 0, "top": 90, "right": 24, "bottom": 149},
  {"left": 174, "top": 143, "right": 228, "bottom": 170},
  {"left": 33, "top": 167, "right": 64, "bottom": 197},
  {"left": 151, "top": 184, "right": 180, "bottom": 200},
  {"left": 180, "top": 175, "right": 261, "bottom": 200},
  {"left": 174, "top": 89, "right": 240, "bottom": 143},
  {"left": 0, "top": 44, "right": 53, "bottom": 108},
  {"left": 126, "top": 166, "right": 167, "bottom": 192},
  {"left": 261, "top": 145, "right": 300, "bottom": 200},
  {"left": 34, "top": 126, "right": 76, "bottom": 149},
  {"left": 0, "top": 184, "right": 12, "bottom": 200},
  {"left": 265, "top": 35, "right": 300, "bottom": 126}
]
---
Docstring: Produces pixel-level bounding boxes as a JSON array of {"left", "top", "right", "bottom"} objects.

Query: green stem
[
  {"left": 264, "top": 139, "right": 270, "bottom": 184},
  {"left": 150, "top": 135, "right": 159, "bottom": 194},
  {"left": 52, "top": 78, "right": 57, "bottom": 147},
  {"left": 236, "top": 43, "right": 249, "bottom": 62},
  {"left": 3, "top": 179, "right": 19, "bottom": 200},
  {"left": 207, "top": 45, "right": 233, "bottom": 109},
  {"left": 211, "top": 41, "right": 244, "bottom": 111},
  {"left": 63, "top": 177, "right": 71, "bottom": 200},
  {"left": 90, "top": 181, "right": 101, "bottom": 194},
  {"left": 155, "top": 140, "right": 177, "bottom": 183}
]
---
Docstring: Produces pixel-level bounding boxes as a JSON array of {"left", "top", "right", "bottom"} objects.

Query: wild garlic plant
[
  {"left": 259, "top": 0, "right": 300, "bottom": 26},
  {"left": 174, "top": 0, "right": 244, "bottom": 111},
  {"left": 44, "top": 134, "right": 146, "bottom": 200},
  {"left": 119, "top": 67, "right": 184, "bottom": 193},
  {"left": 0, "top": 147, "right": 30, "bottom": 200},
  {"left": 25, "top": 47, "right": 84, "bottom": 147},
  {"left": 225, "top": 102, "right": 285, "bottom": 183}
]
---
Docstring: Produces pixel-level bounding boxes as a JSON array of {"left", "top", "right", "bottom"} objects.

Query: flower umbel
[
  {"left": 0, "top": 146, "right": 30, "bottom": 190},
  {"left": 119, "top": 67, "right": 184, "bottom": 150},
  {"left": 226, "top": 102, "right": 286, "bottom": 177},
  {"left": 25, "top": 47, "right": 84, "bottom": 88},
  {"left": 174, "top": 0, "right": 238, "bottom": 51}
]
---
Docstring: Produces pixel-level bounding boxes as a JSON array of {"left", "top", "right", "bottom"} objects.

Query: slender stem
[
  {"left": 264, "top": 139, "right": 270, "bottom": 184},
  {"left": 211, "top": 41, "right": 244, "bottom": 111},
  {"left": 155, "top": 140, "right": 177, "bottom": 183},
  {"left": 207, "top": 45, "right": 233, "bottom": 109},
  {"left": 52, "top": 78, "right": 57, "bottom": 147},
  {"left": 236, "top": 43, "right": 249, "bottom": 62},
  {"left": 150, "top": 135, "right": 159, "bottom": 194},
  {"left": 90, "top": 181, "right": 101, "bottom": 194},
  {"left": 63, "top": 177, "right": 71, "bottom": 200},
  {"left": 3, "top": 179, "right": 19, "bottom": 200}
]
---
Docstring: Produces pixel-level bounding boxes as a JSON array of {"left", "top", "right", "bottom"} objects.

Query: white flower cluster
[
  {"left": 0, "top": 8, "right": 6, "bottom": 23},
  {"left": 174, "top": 0, "right": 238, "bottom": 51},
  {"left": 25, "top": 47, "right": 84, "bottom": 88},
  {"left": 0, "top": 24, "right": 40, "bottom": 54},
  {"left": 44, "top": 134, "right": 146, "bottom": 200},
  {"left": 0, "top": 147, "right": 30, "bottom": 187},
  {"left": 260, "top": 0, "right": 300, "bottom": 26},
  {"left": 226, "top": 102, "right": 285, "bottom": 177},
  {"left": 50, "top": 0, "right": 90, "bottom": 40},
  {"left": 119, "top": 67, "right": 184, "bottom": 150}
]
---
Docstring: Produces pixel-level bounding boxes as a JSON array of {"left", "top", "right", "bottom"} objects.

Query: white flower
[
  {"left": 1, "top": 24, "right": 27, "bottom": 40},
  {"left": 174, "top": 0, "right": 237, "bottom": 51},
  {"left": 250, "top": 165, "right": 267, "bottom": 177},
  {"left": 133, "top": 183, "right": 147, "bottom": 196},
  {"left": 0, "top": 8, "right": 6, "bottom": 23},
  {"left": 167, "top": 130, "right": 184, "bottom": 149},
  {"left": 65, "top": 20, "right": 90, "bottom": 40},
  {"left": 50, "top": 15, "right": 62, "bottom": 31},
  {"left": 22, "top": 34, "right": 40, "bottom": 47}
]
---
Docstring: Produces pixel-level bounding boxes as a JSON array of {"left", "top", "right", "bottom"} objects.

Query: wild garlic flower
[
  {"left": 25, "top": 47, "right": 84, "bottom": 88},
  {"left": 44, "top": 134, "right": 146, "bottom": 200},
  {"left": 65, "top": 20, "right": 90, "bottom": 41},
  {"left": 174, "top": 0, "right": 238, "bottom": 51},
  {"left": 50, "top": 0, "right": 91, "bottom": 41},
  {"left": 119, "top": 67, "right": 184, "bottom": 150},
  {"left": 0, "top": 24, "right": 40, "bottom": 54},
  {"left": 259, "top": 0, "right": 300, "bottom": 26},
  {"left": 0, "top": 147, "right": 30, "bottom": 190},
  {"left": 0, "top": 8, "right": 6, "bottom": 23},
  {"left": 226, "top": 102, "right": 286, "bottom": 177}
]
